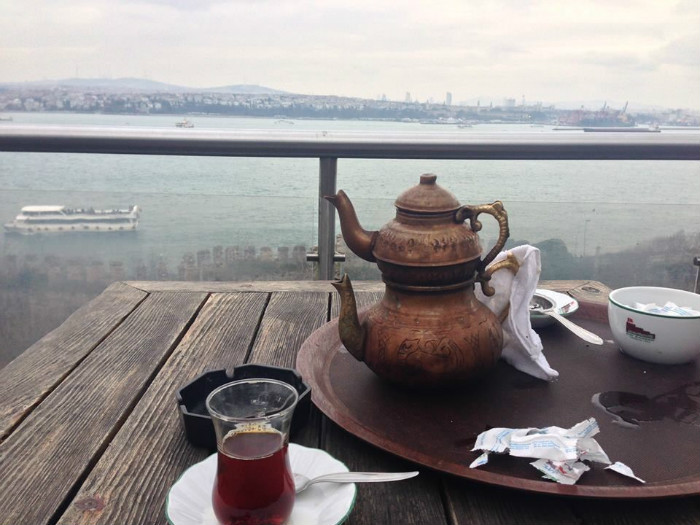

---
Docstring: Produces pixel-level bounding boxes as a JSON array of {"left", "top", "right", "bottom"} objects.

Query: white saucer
[
  {"left": 166, "top": 443, "right": 357, "bottom": 525},
  {"left": 530, "top": 289, "right": 579, "bottom": 328}
]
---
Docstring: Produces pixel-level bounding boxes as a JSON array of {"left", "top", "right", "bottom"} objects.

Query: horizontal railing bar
[{"left": 1, "top": 126, "right": 699, "bottom": 160}]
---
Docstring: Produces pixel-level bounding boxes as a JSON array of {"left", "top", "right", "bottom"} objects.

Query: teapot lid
[{"left": 395, "top": 174, "right": 461, "bottom": 213}]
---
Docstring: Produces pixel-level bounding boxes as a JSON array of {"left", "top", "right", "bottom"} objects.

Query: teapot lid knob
[{"left": 395, "top": 174, "right": 461, "bottom": 213}]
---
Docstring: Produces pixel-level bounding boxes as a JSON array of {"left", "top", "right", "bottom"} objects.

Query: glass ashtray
[{"left": 176, "top": 364, "right": 311, "bottom": 451}]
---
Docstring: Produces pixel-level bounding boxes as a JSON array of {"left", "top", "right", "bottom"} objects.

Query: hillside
[{"left": 0, "top": 77, "right": 288, "bottom": 95}]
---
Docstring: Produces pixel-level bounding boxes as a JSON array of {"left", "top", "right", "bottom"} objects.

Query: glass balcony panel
[
  {"left": 1, "top": 152, "right": 698, "bottom": 367},
  {"left": 338, "top": 197, "right": 699, "bottom": 290}
]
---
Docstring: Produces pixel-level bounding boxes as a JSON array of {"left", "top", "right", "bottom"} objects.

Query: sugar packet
[
  {"left": 470, "top": 417, "right": 642, "bottom": 485},
  {"left": 531, "top": 459, "right": 590, "bottom": 485},
  {"left": 633, "top": 301, "right": 700, "bottom": 317},
  {"left": 606, "top": 461, "right": 646, "bottom": 483}
]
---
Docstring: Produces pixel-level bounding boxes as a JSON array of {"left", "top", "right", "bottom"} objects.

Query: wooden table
[{"left": 1, "top": 280, "right": 698, "bottom": 525}]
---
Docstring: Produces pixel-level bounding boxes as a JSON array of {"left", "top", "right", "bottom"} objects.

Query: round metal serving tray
[{"left": 297, "top": 300, "right": 700, "bottom": 498}]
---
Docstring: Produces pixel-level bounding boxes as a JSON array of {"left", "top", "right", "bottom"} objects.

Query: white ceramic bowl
[{"left": 608, "top": 286, "right": 700, "bottom": 364}]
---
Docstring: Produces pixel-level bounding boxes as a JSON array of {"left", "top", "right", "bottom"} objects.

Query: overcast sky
[{"left": 1, "top": 0, "right": 699, "bottom": 109}]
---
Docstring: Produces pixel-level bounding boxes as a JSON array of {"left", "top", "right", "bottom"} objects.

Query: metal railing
[{"left": 2, "top": 125, "right": 699, "bottom": 279}]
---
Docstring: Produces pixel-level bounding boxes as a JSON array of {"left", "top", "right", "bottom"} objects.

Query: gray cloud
[
  {"left": 656, "top": 33, "right": 700, "bottom": 66},
  {"left": 0, "top": 0, "right": 698, "bottom": 108}
]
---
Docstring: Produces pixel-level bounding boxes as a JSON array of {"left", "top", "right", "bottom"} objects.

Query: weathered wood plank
[
  {"left": 127, "top": 279, "right": 596, "bottom": 295},
  {"left": 0, "top": 280, "right": 639, "bottom": 525},
  {"left": 570, "top": 497, "right": 700, "bottom": 525},
  {"left": 245, "top": 291, "right": 330, "bottom": 451},
  {"left": 566, "top": 280, "right": 611, "bottom": 323},
  {"left": 447, "top": 478, "right": 700, "bottom": 525},
  {"left": 59, "top": 291, "right": 331, "bottom": 525},
  {"left": 127, "top": 280, "right": 384, "bottom": 293},
  {"left": 57, "top": 292, "right": 268, "bottom": 525},
  {"left": 324, "top": 421, "right": 448, "bottom": 525},
  {"left": 0, "top": 281, "right": 146, "bottom": 440},
  {"left": 444, "top": 478, "right": 579, "bottom": 525},
  {"left": 0, "top": 291, "right": 206, "bottom": 525},
  {"left": 537, "top": 279, "right": 591, "bottom": 292},
  {"left": 248, "top": 291, "right": 329, "bottom": 369},
  {"left": 330, "top": 289, "right": 384, "bottom": 319},
  {"left": 538, "top": 279, "right": 610, "bottom": 311}
]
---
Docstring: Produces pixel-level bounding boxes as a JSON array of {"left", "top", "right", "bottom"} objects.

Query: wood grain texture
[
  {"left": 0, "top": 281, "right": 146, "bottom": 440},
  {"left": 127, "top": 280, "right": 385, "bottom": 293},
  {"left": 6, "top": 280, "right": 695, "bottom": 525},
  {"left": 0, "top": 291, "right": 206, "bottom": 525},
  {"left": 569, "top": 497, "right": 700, "bottom": 525},
  {"left": 444, "top": 478, "right": 579, "bottom": 525},
  {"left": 330, "top": 289, "right": 384, "bottom": 319},
  {"left": 246, "top": 290, "right": 331, "bottom": 448},
  {"left": 127, "top": 279, "right": 595, "bottom": 295},
  {"left": 323, "top": 421, "right": 448, "bottom": 525},
  {"left": 244, "top": 291, "right": 331, "bottom": 451},
  {"left": 56, "top": 292, "right": 269, "bottom": 525},
  {"left": 248, "top": 292, "right": 329, "bottom": 369}
]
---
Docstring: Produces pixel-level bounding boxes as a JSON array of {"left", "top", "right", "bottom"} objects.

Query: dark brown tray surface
[{"left": 297, "top": 303, "right": 700, "bottom": 498}]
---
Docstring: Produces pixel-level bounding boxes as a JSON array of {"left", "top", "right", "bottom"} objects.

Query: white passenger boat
[{"left": 3, "top": 205, "right": 140, "bottom": 234}]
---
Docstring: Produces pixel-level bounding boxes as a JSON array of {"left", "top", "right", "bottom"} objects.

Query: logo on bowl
[{"left": 625, "top": 318, "right": 656, "bottom": 343}]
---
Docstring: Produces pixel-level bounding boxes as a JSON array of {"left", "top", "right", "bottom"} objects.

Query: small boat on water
[
  {"left": 175, "top": 118, "right": 194, "bottom": 128},
  {"left": 4, "top": 205, "right": 140, "bottom": 235}
]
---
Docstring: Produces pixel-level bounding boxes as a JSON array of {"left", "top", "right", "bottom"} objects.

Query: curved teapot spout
[
  {"left": 331, "top": 274, "right": 365, "bottom": 362},
  {"left": 325, "top": 190, "right": 377, "bottom": 262}
]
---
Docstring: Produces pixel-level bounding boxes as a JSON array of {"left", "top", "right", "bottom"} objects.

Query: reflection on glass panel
[
  {"left": 332, "top": 158, "right": 699, "bottom": 291},
  {"left": 336, "top": 197, "right": 699, "bottom": 292},
  {"left": 1, "top": 151, "right": 699, "bottom": 367},
  {"left": 0, "top": 189, "right": 317, "bottom": 367},
  {"left": 1, "top": 192, "right": 317, "bottom": 278}
]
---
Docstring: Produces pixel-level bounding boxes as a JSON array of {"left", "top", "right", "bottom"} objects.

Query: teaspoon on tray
[{"left": 294, "top": 471, "right": 419, "bottom": 494}]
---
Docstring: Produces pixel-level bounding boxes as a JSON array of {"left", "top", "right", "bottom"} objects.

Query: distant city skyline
[
  {"left": 1, "top": 0, "right": 699, "bottom": 110},
  {"left": 6, "top": 77, "right": 694, "bottom": 115}
]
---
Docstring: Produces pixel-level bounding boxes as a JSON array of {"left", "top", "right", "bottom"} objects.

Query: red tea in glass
[
  {"left": 212, "top": 430, "right": 294, "bottom": 525},
  {"left": 206, "top": 379, "right": 299, "bottom": 525}
]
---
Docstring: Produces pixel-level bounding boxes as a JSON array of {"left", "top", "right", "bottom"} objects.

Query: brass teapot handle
[{"left": 455, "top": 201, "right": 510, "bottom": 296}]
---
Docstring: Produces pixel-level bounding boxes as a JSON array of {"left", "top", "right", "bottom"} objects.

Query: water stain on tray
[{"left": 592, "top": 380, "right": 700, "bottom": 428}]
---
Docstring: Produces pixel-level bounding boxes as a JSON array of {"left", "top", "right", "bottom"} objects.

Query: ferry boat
[
  {"left": 3, "top": 205, "right": 140, "bottom": 235},
  {"left": 175, "top": 118, "right": 194, "bottom": 128}
]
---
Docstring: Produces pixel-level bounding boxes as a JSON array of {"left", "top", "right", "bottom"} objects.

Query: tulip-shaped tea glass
[{"left": 206, "top": 378, "right": 299, "bottom": 525}]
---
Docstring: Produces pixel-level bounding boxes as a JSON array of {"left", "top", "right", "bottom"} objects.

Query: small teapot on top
[{"left": 326, "top": 174, "right": 518, "bottom": 389}]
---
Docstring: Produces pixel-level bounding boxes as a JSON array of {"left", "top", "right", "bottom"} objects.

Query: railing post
[{"left": 318, "top": 157, "right": 338, "bottom": 280}]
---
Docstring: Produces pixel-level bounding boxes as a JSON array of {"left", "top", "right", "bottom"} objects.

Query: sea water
[{"left": 1, "top": 113, "right": 698, "bottom": 272}]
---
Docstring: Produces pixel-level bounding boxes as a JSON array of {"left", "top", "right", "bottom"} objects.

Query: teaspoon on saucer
[
  {"left": 529, "top": 298, "right": 603, "bottom": 345},
  {"left": 294, "top": 471, "right": 419, "bottom": 493}
]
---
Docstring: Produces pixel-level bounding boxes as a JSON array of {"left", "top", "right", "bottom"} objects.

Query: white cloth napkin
[{"left": 475, "top": 245, "right": 559, "bottom": 381}]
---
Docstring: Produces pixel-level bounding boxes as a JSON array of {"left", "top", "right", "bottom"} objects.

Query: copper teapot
[{"left": 326, "top": 174, "right": 518, "bottom": 388}]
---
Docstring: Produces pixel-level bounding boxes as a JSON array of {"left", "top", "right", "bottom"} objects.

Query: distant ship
[
  {"left": 557, "top": 102, "right": 635, "bottom": 128},
  {"left": 4, "top": 205, "right": 140, "bottom": 235},
  {"left": 583, "top": 125, "right": 660, "bottom": 133},
  {"left": 175, "top": 118, "right": 194, "bottom": 128}
]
